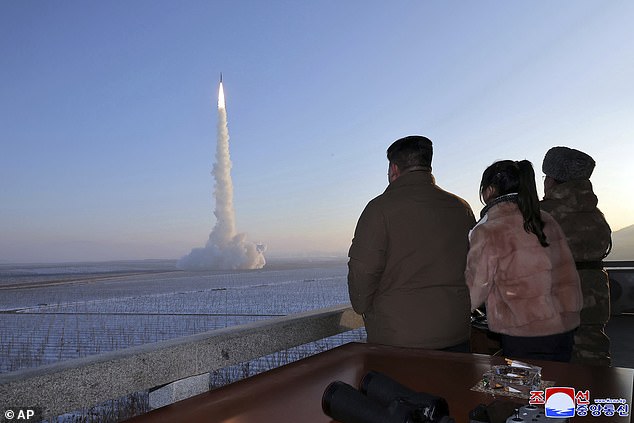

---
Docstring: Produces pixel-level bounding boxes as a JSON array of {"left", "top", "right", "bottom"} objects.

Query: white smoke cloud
[{"left": 178, "top": 80, "right": 266, "bottom": 270}]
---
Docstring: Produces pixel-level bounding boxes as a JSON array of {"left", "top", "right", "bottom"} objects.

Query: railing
[
  {"left": 0, "top": 304, "right": 364, "bottom": 420},
  {"left": 605, "top": 261, "right": 634, "bottom": 315},
  {"left": 1, "top": 262, "right": 632, "bottom": 422}
]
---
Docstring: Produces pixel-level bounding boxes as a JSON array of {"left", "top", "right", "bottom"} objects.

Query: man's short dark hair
[{"left": 387, "top": 135, "right": 433, "bottom": 170}]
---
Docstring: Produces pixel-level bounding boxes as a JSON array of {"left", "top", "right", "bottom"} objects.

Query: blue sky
[{"left": 1, "top": 1, "right": 633, "bottom": 263}]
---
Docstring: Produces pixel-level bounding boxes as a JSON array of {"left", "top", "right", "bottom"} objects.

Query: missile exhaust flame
[{"left": 218, "top": 80, "right": 225, "bottom": 110}]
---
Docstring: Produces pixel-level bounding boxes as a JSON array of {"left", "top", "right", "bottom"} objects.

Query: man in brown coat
[
  {"left": 540, "top": 146, "right": 612, "bottom": 366},
  {"left": 347, "top": 136, "right": 475, "bottom": 350}
]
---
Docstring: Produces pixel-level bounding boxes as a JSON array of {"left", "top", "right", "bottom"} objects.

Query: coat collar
[
  {"left": 480, "top": 193, "right": 519, "bottom": 218},
  {"left": 386, "top": 169, "right": 435, "bottom": 192},
  {"left": 543, "top": 179, "right": 598, "bottom": 211},
  {"left": 485, "top": 200, "right": 521, "bottom": 219},
  {"left": 469, "top": 198, "right": 519, "bottom": 241}
]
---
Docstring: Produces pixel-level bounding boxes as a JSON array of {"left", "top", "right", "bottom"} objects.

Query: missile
[{"left": 220, "top": 72, "right": 223, "bottom": 83}]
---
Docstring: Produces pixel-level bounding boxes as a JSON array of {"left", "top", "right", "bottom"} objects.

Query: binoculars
[{"left": 322, "top": 370, "right": 455, "bottom": 423}]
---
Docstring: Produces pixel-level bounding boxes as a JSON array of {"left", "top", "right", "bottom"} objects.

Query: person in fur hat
[{"left": 541, "top": 146, "right": 612, "bottom": 366}]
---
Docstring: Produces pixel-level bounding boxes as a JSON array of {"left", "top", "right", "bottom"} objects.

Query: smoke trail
[{"left": 178, "top": 79, "right": 266, "bottom": 270}]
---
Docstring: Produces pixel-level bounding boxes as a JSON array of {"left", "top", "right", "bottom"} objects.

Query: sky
[{"left": 1, "top": 1, "right": 633, "bottom": 263}]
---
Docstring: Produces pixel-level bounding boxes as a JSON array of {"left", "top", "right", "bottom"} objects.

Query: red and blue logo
[{"left": 544, "top": 387, "right": 576, "bottom": 418}]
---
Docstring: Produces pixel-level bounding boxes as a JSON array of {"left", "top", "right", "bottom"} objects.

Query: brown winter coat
[
  {"left": 348, "top": 170, "right": 475, "bottom": 349},
  {"left": 466, "top": 202, "right": 582, "bottom": 337}
]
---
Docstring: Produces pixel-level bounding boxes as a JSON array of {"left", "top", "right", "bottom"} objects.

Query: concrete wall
[{"left": 0, "top": 304, "right": 363, "bottom": 419}]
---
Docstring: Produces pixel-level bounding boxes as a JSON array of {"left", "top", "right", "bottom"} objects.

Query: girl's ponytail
[{"left": 516, "top": 160, "right": 549, "bottom": 247}]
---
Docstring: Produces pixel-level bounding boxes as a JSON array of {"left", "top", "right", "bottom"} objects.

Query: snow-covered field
[{"left": 0, "top": 258, "right": 360, "bottom": 374}]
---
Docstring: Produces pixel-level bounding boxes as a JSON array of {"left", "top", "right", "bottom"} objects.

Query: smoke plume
[{"left": 178, "top": 79, "right": 266, "bottom": 270}]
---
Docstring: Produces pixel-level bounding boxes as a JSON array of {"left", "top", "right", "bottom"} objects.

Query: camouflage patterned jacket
[{"left": 540, "top": 180, "right": 611, "bottom": 262}]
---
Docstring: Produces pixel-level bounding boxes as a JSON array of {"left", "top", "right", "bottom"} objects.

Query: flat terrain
[
  {"left": 0, "top": 258, "right": 351, "bottom": 373},
  {"left": 1, "top": 258, "right": 631, "bottom": 374}
]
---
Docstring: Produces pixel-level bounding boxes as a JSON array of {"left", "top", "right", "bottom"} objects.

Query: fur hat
[{"left": 542, "top": 146, "right": 595, "bottom": 181}]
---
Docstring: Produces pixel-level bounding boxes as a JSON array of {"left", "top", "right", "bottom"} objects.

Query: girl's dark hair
[{"left": 480, "top": 160, "right": 549, "bottom": 247}]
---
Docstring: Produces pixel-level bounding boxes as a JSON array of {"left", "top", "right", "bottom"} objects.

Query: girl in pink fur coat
[{"left": 466, "top": 160, "right": 582, "bottom": 362}]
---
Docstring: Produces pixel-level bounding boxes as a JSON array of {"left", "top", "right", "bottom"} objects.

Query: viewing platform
[
  {"left": 123, "top": 342, "right": 633, "bottom": 423},
  {"left": 0, "top": 261, "right": 632, "bottom": 422}
]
